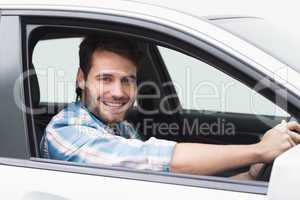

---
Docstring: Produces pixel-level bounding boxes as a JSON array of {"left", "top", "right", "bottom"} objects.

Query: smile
[{"left": 102, "top": 101, "right": 127, "bottom": 108}]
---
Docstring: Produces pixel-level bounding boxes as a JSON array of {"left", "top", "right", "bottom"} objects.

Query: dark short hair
[{"left": 76, "top": 35, "right": 142, "bottom": 99}]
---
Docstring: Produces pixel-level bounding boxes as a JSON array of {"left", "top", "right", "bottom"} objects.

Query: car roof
[
  {"left": 0, "top": 0, "right": 254, "bottom": 21},
  {"left": 2, "top": 0, "right": 299, "bottom": 95},
  {"left": 0, "top": 0, "right": 260, "bottom": 41},
  {"left": 0, "top": 0, "right": 201, "bottom": 15}
]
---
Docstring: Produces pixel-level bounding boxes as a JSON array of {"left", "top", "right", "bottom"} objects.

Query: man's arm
[
  {"left": 170, "top": 122, "right": 300, "bottom": 176},
  {"left": 170, "top": 143, "right": 261, "bottom": 175}
]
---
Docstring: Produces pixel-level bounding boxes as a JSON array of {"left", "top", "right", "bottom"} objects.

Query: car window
[
  {"left": 24, "top": 17, "right": 272, "bottom": 194},
  {"left": 32, "top": 38, "right": 290, "bottom": 116},
  {"left": 32, "top": 37, "right": 82, "bottom": 103},
  {"left": 158, "top": 46, "right": 290, "bottom": 117}
]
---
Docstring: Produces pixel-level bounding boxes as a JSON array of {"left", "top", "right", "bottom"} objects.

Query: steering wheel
[
  {"left": 256, "top": 117, "right": 299, "bottom": 181},
  {"left": 256, "top": 162, "right": 273, "bottom": 181}
]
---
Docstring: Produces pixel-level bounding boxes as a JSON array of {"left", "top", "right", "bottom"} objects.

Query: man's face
[{"left": 78, "top": 50, "right": 137, "bottom": 124}]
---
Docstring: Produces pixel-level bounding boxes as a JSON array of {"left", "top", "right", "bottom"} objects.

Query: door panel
[{"left": 0, "top": 160, "right": 267, "bottom": 200}]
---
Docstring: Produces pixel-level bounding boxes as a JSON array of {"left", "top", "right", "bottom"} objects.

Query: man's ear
[{"left": 76, "top": 67, "right": 85, "bottom": 90}]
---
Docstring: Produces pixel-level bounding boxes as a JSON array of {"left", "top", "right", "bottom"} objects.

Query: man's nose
[{"left": 111, "top": 81, "right": 125, "bottom": 98}]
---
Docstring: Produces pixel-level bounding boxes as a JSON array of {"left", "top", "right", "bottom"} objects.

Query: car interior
[{"left": 23, "top": 21, "right": 290, "bottom": 182}]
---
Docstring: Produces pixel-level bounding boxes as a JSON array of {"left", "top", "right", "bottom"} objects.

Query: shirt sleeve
[{"left": 45, "top": 120, "right": 176, "bottom": 172}]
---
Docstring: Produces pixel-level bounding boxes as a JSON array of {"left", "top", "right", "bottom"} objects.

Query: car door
[{"left": 1, "top": 3, "right": 289, "bottom": 200}]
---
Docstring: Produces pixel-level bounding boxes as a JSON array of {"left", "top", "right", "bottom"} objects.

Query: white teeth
[{"left": 103, "top": 101, "right": 124, "bottom": 107}]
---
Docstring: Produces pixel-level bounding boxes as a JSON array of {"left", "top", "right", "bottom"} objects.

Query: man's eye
[
  {"left": 100, "top": 77, "right": 112, "bottom": 82},
  {"left": 122, "top": 77, "right": 136, "bottom": 85},
  {"left": 122, "top": 78, "right": 129, "bottom": 84}
]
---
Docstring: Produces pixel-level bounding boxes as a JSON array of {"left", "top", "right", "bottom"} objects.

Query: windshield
[{"left": 211, "top": 17, "right": 300, "bottom": 72}]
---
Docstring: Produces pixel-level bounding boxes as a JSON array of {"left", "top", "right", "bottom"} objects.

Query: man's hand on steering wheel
[{"left": 248, "top": 121, "right": 300, "bottom": 180}]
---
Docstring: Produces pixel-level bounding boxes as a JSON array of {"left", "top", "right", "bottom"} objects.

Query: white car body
[{"left": 0, "top": 1, "right": 299, "bottom": 199}]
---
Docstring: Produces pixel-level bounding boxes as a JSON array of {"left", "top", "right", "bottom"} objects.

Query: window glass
[
  {"left": 159, "top": 46, "right": 289, "bottom": 117},
  {"left": 32, "top": 37, "right": 82, "bottom": 103}
]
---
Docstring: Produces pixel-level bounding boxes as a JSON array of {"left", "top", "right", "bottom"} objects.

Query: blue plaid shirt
[{"left": 40, "top": 102, "right": 176, "bottom": 172}]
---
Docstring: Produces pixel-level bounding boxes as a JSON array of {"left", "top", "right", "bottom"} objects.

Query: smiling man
[
  {"left": 41, "top": 35, "right": 300, "bottom": 179},
  {"left": 77, "top": 45, "right": 137, "bottom": 124}
]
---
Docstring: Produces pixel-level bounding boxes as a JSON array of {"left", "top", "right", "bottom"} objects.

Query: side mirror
[{"left": 268, "top": 145, "right": 300, "bottom": 200}]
